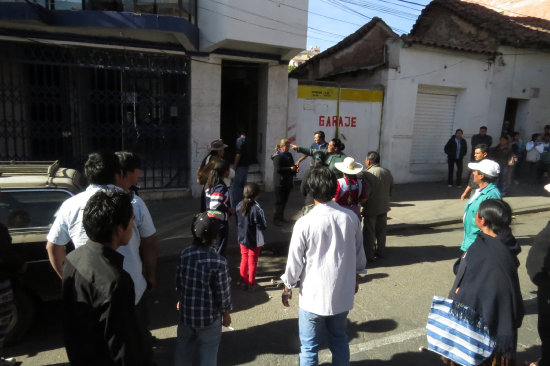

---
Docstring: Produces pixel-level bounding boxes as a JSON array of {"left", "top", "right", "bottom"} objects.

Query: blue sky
[{"left": 307, "top": 0, "right": 433, "bottom": 51}]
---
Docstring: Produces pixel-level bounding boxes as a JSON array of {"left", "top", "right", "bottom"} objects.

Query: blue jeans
[
  {"left": 231, "top": 166, "right": 248, "bottom": 208},
  {"left": 174, "top": 319, "right": 222, "bottom": 366},
  {"left": 298, "top": 308, "right": 350, "bottom": 366}
]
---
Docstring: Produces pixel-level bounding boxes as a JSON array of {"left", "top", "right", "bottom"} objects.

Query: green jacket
[
  {"left": 460, "top": 183, "right": 501, "bottom": 252},
  {"left": 297, "top": 147, "right": 346, "bottom": 178}
]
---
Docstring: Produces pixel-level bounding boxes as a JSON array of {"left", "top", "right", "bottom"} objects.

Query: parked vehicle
[{"left": 0, "top": 161, "right": 85, "bottom": 344}]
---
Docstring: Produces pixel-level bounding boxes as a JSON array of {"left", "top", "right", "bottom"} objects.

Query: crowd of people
[
  {"left": 0, "top": 125, "right": 549, "bottom": 366},
  {"left": 445, "top": 124, "right": 550, "bottom": 195}
]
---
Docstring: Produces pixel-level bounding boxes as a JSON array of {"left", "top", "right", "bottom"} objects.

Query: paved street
[{"left": 5, "top": 208, "right": 547, "bottom": 365}]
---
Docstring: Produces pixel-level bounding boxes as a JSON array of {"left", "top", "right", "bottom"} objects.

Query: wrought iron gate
[{"left": 0, "top": 41, "right": 190, "bottom": 189}]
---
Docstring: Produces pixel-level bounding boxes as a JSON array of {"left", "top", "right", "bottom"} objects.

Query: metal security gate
[
  {"left": 0, "top": 41, "right": 190, "bottom": 189},
  {"left": 410, "top": 87, "right": 458, "bottom": 170}
]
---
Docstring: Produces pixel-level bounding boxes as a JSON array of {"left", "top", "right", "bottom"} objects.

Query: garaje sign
[
  {"left": 319, "top": 115, "right": 357, "bottom": 127},
  {"left": 288, "top": 83, "right": 383, "bottom": 179}
]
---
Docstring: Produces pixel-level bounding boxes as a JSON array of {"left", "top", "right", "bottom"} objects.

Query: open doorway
[
  {"left": 502, "top": 98, "right": 529, "bottom": 138},
  {"left": 220, "top": 61, "right": 259, "bottom": 165}
]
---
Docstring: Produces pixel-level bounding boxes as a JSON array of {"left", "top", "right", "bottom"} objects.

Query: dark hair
[
  {"left": 206, "top": 160, "right": 229, "bottom": 189},
  {"left": 330, "top": 138, "right": 345, "bottom": 152},
  {"left": 84, "top": 152, "right": 121, "bottom": 185},
  {"left": 83, "top": 190, "right": 133, "bottom": 244},
  {"left": 474, "top": 144, "right": 488, "bottom": 154},
  {"left": 477, "top": 199, "right": 512, "bottom": 235},
  {"left": 241, "top": 182, "right": 260, "bottom": 216},
  {"left": 191, "top": 212, "right": 221, "bottom": 246},
  {"left": 0, "top": 223, "right": 12, "bottom": 248},
  {"left": 477, "top": 171, "right": 497, "bottom": 183},
  {"left": 306, "top": 166, "right": 337, "bottom": 203},
  {"left": 312, "top": 150, "right": 324, "bottom": 166},
  {"left": 314, "top": 131, "right": 325, "bottom": 140},
  {"left": 480, "top": 126, "right": 487, "bottom": 131},
  {"left": 366, "top": 151, "right": 380, "bottom": 164},
  {"left": 115, "top": 151, "right": 142, "bottom": 177},
  {"left": 531, "top": 133, "right": 540, "bottom": 142},
  {"left": 199, "top": 151, "right": 218, "bottom": 171},
  {"left": 455, "top": 129, "right": 463, "bottom": 134}
]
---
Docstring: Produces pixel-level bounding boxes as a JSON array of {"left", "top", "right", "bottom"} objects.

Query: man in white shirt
[
  {"left": 281, "top": 166, "right": 367, "bottom": 366},
  {"left": 46, "top": 151, "right": 158, "bottom": 363}
]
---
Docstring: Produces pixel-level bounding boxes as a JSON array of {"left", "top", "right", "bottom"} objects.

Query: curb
[{"left": 388, "top": 204, "right": 550, "bottom": 232}]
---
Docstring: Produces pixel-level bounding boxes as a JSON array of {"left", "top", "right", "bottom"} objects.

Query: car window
[{"left": 0, "top": 190, "right": 72, "bottom": 229}]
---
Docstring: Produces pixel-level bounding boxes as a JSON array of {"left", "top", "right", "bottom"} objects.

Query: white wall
[
  {"left": 190, "top": 55, "right": 222, "bottom": 197},
  {"left": 487, "top": 46, "right": 550, "bottom": 138},
  {"left": 380, "top": 41, "right": 550, "bottom": 183},
  {"left": 198, "top": 0, "right": 308, "bottom": 60},
  {"left": 380, "top": 40, "right": 539, "bottom": 183},
  {"left": 263, "top": 64, "right": 290, "bottom": 191}
]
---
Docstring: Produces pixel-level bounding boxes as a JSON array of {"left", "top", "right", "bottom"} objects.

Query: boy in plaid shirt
[{"left": 175, "top": 211, "right": 232, "bottom": 366}]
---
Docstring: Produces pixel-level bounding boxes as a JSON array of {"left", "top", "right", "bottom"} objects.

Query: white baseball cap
[{"left": 467, "top": 159, "right": 500, "bottom": 177}]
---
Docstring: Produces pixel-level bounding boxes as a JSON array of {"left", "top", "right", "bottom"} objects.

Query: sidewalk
[{"left": 146, "top": 181, "right": 550, "bottom": 259}]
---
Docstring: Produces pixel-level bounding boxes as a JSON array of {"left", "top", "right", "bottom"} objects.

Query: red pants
[{"left": 239, "top": 244, "right": 262, "bottom": 286}]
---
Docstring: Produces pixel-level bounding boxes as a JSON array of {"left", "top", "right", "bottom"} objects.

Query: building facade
[
  {"left": 290, "top": 0, "right": 550, "bottom": 184},
  {"left": 0, "top": 0, "right": 307, "bottom": 194}
]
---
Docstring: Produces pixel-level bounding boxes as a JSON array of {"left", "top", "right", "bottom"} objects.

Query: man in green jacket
[
  {"left": 461, "top": 159, "right": 501, "bottom": 252},
  {"left": 291, "top": 138, "right": 346, "bottom": 178}
]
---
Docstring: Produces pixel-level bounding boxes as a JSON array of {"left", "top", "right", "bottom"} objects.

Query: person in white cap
[
  {"left": 460, "top": 159, "right": 501, "bottom": 252},
  {"left": 334, "top": 157, "right": 366, "bottom": 218}
]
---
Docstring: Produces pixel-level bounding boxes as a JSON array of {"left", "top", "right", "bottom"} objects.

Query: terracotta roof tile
[
  {"left": 410, "top": 0, "right": 550, "bottom": 50},
  {"left": 289, "top": 17, "right": 397, "bottom": 78}
]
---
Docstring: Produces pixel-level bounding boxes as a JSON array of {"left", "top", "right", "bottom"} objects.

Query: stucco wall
[
  {"left": 263, "top": 64, "right": 290, "bottom": 191},
  {"left": 487, "top": 46, "right": 550, "bottom": 137},
  {"left": 380, "top": 40, "right": 550, "bottom": 183},
  {"left": 198, "top": 0, "right": 307, "bottom": 59},
  {"left": 190, "top": 55, "right": 222, "bottom": 197}
]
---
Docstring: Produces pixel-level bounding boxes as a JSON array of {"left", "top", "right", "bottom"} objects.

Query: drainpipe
[{"left": 335, "top": 85, "right": 341, "bottom": 138}]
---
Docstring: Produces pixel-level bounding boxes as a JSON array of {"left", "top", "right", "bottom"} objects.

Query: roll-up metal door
[{"left": 410, "top": 92, "right": 457, "bottom": 165}]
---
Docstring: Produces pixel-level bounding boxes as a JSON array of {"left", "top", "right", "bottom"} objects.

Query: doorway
[
  {"left": 220, "top": 61, "right": 259, "bottom": 165},
  {"left": 502, "top": 98, "right": 529, "bottom": 138}
]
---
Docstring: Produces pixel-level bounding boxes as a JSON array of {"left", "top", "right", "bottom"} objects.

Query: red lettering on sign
[{"left": 317, "top": 116, "right": 359, "bottom": 127}]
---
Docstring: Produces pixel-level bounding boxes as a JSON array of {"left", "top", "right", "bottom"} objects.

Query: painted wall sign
[{"left": 288, "top": 83, "right": 384, "bottom": 180}]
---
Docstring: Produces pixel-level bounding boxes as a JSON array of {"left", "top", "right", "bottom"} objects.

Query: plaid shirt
[{"left": 176, "top": 244, "right": 232, "bottom": 328}]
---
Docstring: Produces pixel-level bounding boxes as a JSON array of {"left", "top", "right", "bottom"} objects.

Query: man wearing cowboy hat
[
  {"left": 334, "top": 157, "right": 367, "bottom": 219},
  {"left": 361, "top": 151, "right": 394, "bottom": 261}
]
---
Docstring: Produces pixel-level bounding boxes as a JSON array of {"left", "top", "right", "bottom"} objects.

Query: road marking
[{"left": 319, "top": 327, "right": 426, "bottom": 362}]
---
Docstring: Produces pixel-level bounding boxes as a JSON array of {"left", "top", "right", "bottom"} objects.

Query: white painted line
[{"left": 319, "top": 327, "right": 426, "bottom": 362}]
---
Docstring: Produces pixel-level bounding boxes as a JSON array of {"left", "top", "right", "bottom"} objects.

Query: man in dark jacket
[
  {"left": 526, "top": 206, "right": 550, "bottom": 366},
  {"left": 444, "top": 129, "right": 468, "bottom": 187},
  {"left": 470, "top": 126, "right": 493, "bottom": 159},
  {"left": 62, "top": 190, "right": 149, "bottom": 366}
]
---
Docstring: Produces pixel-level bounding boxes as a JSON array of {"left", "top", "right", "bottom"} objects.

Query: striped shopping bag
[{"left": 426, "top": 296, "right": 496, "bottom": 366}]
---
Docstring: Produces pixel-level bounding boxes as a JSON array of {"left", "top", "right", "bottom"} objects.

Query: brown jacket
[{"left": 361, "top": 165, "right": 393, "bottom": 216}]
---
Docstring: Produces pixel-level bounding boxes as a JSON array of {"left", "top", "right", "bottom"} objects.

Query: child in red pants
[{"left": 236, "top": 183, "right": 267, "bottom": 291}]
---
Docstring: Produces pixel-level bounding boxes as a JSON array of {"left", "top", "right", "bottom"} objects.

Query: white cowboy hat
[{"left": 335, "top": 157, "right": 363, "bottom": 175}]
